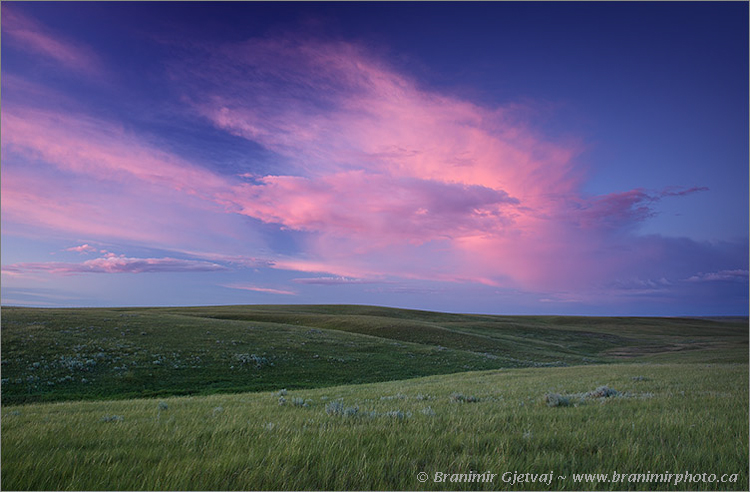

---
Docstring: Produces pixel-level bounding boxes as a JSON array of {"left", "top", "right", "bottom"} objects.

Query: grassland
[
  {"left": 1, "top": 305, "right": 748, "bottom": 490},
  {"left": 2, "top": 305, "right": 746, "bottom": 405}
]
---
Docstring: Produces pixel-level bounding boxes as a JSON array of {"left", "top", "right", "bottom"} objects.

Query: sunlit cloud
[
  {"left": 172, "top": 35, "right": 721, "bottom": 292},
  {"left": 231, "top": 173, "right": 518, "bottom": 243}
]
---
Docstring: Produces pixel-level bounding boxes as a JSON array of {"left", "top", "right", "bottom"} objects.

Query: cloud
[
  {"left": 1, "top": 105, "right": 230, "bottom": 196},
  {"left": 4, "top": 254, "right": 227, "bottom": 275},
  {"left": 292, "top": 276, "right": 373, "bottom": 285},
  {"left": 660, "top": 186, "right": 710, "bottom": 198},
  {"left": 232, "top": 172, "right": 518, "bottom": 244},
  {"left": 565, "top": 186, "right": 708, "bottom": 230},
  {"left": 2, "top": 30, "right": 741, "bottom": 305},
  {"left": 1, "top": 100, "right": 264, "bottom": 254},
  {"left": 65, "top": 244, "right": 98, "bottom": 253},
  {"left": 222, "top": 283, "right": 297, "bottom": 296},
  {"left": 1, "top": 6, "right": 104, "bottom": 76},
  {"left": 172, "top": 251, "right": 274, "bottom": 269},
  {"left": 613, "top": 277, "right": 672, "bottom": 290},
  {"left": 686, "top": 269, "right": 749, "bottom": 283},
  {"left": 163, "top": 35, "right": 732, "bottom": 293},
  {"left": 569, "top": 189, "right": 656, "bottom": 229}
]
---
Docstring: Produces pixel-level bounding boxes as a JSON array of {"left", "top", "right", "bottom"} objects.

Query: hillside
[{"left": 2, "top": 305, "right": 746, "bottom": 405}]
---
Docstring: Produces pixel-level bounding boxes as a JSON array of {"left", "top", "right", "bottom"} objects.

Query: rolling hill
[{"left": 2, "top": 305, "right": 746, "bottom": 405}]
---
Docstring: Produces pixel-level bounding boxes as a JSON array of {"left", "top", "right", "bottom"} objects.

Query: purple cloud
[
  {"left": 660, "top": 186, "right": 710, "bottom": 198},
  {"left": 568, "top": 186, "right": 709, "bottom": 230}
]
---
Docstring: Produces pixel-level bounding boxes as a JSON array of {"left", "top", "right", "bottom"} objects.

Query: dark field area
[{"left": 2, "top": 305, "right": 746, "bottom": 405}]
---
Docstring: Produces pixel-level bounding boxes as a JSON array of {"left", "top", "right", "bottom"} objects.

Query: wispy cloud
[
  {"left": 1, "top": 105, "right": 229, "bottom": 196},
  {"left": 660, "top": 186, "right": 710, "bottom": 198},
  {"left": 4, "top": 253, "right": 227, "bottom": 275},
  {"left": 223, "top": 283, "right": 297, "bottom": 296},
  {"left": 292, "top": 276, "right": 373, "bottom": 285},
  {"left": 686, "top": 269, "right": 749, "bottom": 283},
  {"left": 1, "top": 100, "right": 257, "bottom": 251},
  {"left": 65, "top": 244, "right": 98, "bottom": 254},
  {"left": 566, "top": 186, "right": 708, "bottom": 230},
  {"left": 2, "top": 6, "right": 104, "bottom": 76},
  {"left": 173, "top": 251, "right": 274, "bottom": 269}
]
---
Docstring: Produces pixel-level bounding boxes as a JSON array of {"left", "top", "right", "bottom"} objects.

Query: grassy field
[
  {"left": 2, "top": 305, "right": 746, "bottom": 405},
  {"left": 1, "top": 305, "right": 748, "bottom": 490}
]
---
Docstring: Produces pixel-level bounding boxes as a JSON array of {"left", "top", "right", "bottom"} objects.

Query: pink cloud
[
  {"left": 1, "top": 105, "right": 230, "bottom": 198},
  {"left": 196, "top": 40, "right": 582, "bottom": 205},
  {"left": 1, "top": 6, "right": 103, "bottom": 76},
  {"left": 1, "top": 100, "right": 266, "bottom": 255},
  {"left": 232, "top": 172, "right": 518, "bottom": 245},
  {"left": 3, "top": 33, "right": 725, "bottom": 299},
  {"left": 269, "top": 258, "right": 376, "bottom": 280},
  {"left": 4, "top": 254, "right": 227, "bottom": 275},
  {"left": 175, "top": 36, "right": 694, "bottom": 291},
  {"left": 0, "top": 160, "right": 240, "bottom": 250}
]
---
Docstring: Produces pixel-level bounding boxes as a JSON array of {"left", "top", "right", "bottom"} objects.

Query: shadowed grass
[{"left": 3, "top": 306, "right": 746, "bottom": 405}]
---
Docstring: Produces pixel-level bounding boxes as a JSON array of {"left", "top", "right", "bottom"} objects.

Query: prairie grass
[
  {"left": 3, "top": 306, "right": 746, "bottom": 405},
  {"left": 2, "top": 363, "right": 747, "bottom": 490}
]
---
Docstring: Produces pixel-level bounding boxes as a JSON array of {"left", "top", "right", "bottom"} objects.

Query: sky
[{"left": 1, "top": 1, "right": 748, "bottom": 315}]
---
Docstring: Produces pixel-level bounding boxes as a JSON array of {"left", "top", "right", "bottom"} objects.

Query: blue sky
[{"left": 1, "top": 1, "right": 748, "bottom": 315}]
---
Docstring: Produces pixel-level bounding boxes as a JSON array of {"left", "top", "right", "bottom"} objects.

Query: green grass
[
  {"left": 2, "top": 305, "right": 746, "bottom": 405},
  {"left": 2, "top": 363, "right": 747, "bottom": 490},
  {"left": 1, "top": 305, "right": 747, "bottom": 490}
]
